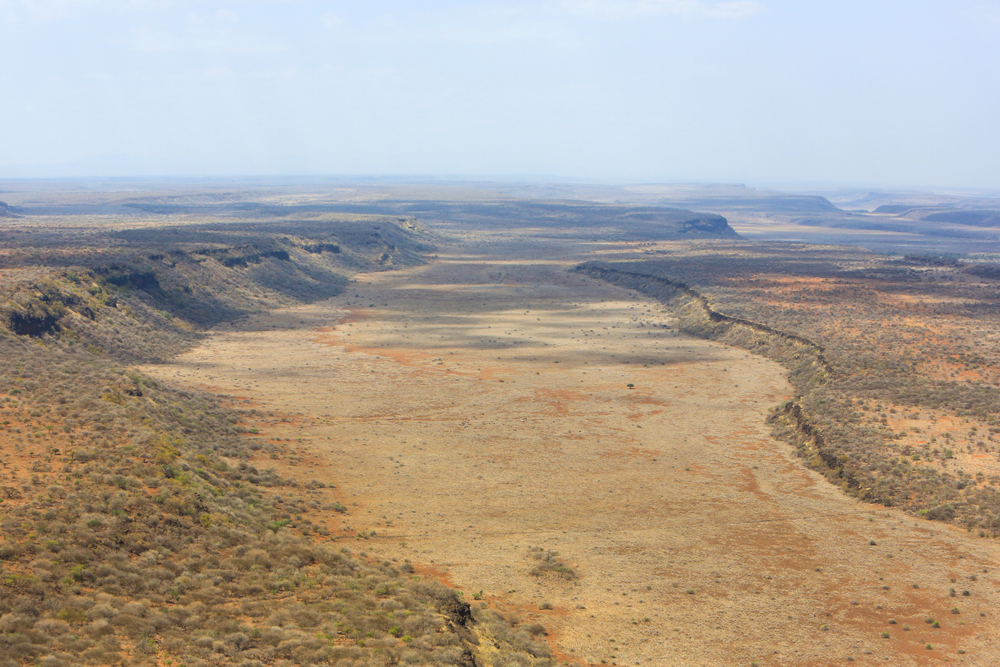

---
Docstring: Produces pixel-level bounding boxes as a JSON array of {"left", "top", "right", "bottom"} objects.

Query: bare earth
[{"left": 140, "top": 237, "right": 1000, "bottom": 667}]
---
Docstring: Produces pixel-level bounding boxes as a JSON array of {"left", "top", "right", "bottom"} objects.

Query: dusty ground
[{"left": 140, "top": 235, "right": 1000, "bottom": 667}]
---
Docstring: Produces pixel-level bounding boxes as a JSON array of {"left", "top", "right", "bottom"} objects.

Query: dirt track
[{"left": 141, "top": 237, "right": 1000, "bottom": 667}]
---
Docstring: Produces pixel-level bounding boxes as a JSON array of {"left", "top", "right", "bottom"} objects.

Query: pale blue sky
[{"left": 2, "top": 0, "right": 998, "bottom": 188}]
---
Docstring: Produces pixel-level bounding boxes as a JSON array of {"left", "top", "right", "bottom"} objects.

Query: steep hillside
[
  {"left": 0, "top": 335, "right": 553, "bottom": 667},
  {"left": 0, "top": 209, "right": 555, "bottom": 667},
  {"left": 0, "top": 215, "right": 431, "bottom": 361}
]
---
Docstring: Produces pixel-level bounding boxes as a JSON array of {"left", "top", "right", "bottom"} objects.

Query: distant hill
[
  {"left": 390, "top": 200, "right": 739, "bottom": 240},
  {"left": 0, "top": 200, "right": 18, "bottom": 217},
  {"left": 875, "top": 205, "right": 1000, "bottom": 228},
  {"left": 874, "top": 204, "right": 916, "bottom": 214},
  {"left": 113, "top": 198, "right": 740, "bottom": 242},
  {"left": 923, "top": 209, "right": 1000, "bottom": 227},
  {"left": 674, "top": 194, "right": 842, "bottom": 214}
]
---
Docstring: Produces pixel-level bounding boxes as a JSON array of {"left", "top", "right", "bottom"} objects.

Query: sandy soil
[{"left": 140, "top": 236, "right": 1000, "bottom": 667}]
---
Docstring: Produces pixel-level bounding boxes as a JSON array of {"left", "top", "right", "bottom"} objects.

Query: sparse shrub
[
  {"left": 524, "top": 623, "right": 547, "bottom": 636},
  {"left": 526, "top": 546, "right": 576, "bottom": 580}
]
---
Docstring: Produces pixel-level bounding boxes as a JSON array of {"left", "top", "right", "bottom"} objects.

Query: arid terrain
[
  {"left": 2, "top": 182, "right": 1000, "bottom": 667},
  {"left": 141, "top": 231, "right": 1000, "bottom": 666}
]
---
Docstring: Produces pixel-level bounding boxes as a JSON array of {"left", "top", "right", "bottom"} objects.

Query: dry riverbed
[{"left": 141, "top": 237, "right": 1000, "bottom": 667}]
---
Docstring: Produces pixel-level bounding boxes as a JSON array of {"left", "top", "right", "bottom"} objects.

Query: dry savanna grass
[
  {"left": 0, "top": 208, "right": 553, "bottom": 667},
  {"left": 2, "top": 188, "right": 1000, "bottom": 667},
  {"left": 142, "top": 231, "right": 1000, "bottom": 666},
  {"left": 580, "top": 242, "right": 1000, "bottom": 531}
]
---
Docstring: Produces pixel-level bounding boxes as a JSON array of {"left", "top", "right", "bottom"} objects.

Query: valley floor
[{"left": 140, "top": 235, "right": 1000, "bottom": 667}]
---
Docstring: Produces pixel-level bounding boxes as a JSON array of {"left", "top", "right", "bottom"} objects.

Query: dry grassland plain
[{"left": 141, "top": 233, "right": 1000, "bottom": 667}]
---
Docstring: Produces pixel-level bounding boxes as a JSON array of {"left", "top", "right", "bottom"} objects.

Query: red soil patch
[{"left": 412, "top": 563, "right": 457, "bottom": 588}]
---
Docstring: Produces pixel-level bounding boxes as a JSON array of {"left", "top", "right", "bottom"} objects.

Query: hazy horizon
[{"left": 3, "top": 1, "right": 999, "bottom": 190}]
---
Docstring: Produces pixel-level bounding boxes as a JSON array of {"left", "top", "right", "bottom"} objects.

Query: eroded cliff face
[
  {"left": 0, "top": 217, "right": 433, "bottom": 361},
  {"left": 572, "top": 263, "right": 865, "bottom": 499},
  {"left": 766, "top": 400, "right": 865, "bottom": 495}
]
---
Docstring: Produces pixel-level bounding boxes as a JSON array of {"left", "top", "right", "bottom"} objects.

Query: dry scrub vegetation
[
  {"left": 0, "top": 206, "right": 553, "bottom": 667},
  {"left": 0, "top": 211, "right": 431, "bottom": 361},
  {"left": 578, "top": 243, "right": 1000, "bottom": 534},
  {"left": 0, "top": 335, "right": 551, "bottom": 667},
  {"left": 5, "top": 186, "right": 1000, "bottom": 666}
]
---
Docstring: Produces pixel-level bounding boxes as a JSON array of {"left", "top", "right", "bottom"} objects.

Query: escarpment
[
  {"left": 573, "top": 263, "right": 831, "bottom": 390},
  {"left": 573, "top": 262, "right": 885, "bottom": 512}
]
